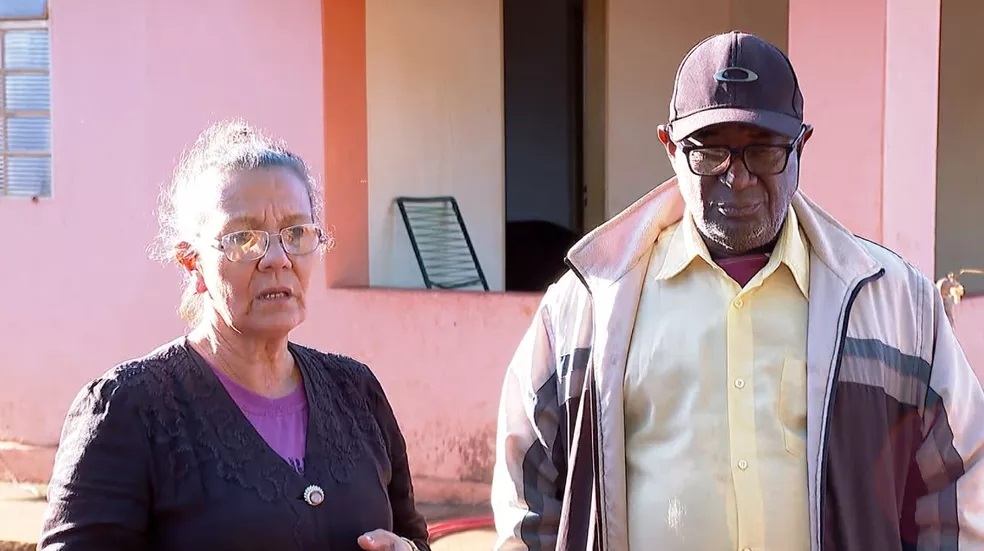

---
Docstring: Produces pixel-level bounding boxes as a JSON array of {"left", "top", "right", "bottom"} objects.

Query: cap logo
[{"left": 714, "top": 67, "right": 758, "bottom": 83}]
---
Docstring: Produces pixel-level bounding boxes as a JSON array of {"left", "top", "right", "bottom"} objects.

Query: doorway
[{"left": 503, "top": 0, "right": 585, "bottom": 291}]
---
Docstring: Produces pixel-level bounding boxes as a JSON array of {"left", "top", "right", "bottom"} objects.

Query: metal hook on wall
[{"left": 936, "top": 268, "right": 984, "bottom": 326}]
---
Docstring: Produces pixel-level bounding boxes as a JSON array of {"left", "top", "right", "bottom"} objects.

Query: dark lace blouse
[{"left": 39, "top": 338, "right": 431, "bottom": 551}]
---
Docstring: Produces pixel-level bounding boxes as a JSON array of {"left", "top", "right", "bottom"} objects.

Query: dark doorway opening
[{"left": 503, "top": 0, "right": 585, "bottom": 292}]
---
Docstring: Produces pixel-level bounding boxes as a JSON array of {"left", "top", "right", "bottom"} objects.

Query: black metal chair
[{"left": 395, "top": 196, "right": 490, "bottom": 291}]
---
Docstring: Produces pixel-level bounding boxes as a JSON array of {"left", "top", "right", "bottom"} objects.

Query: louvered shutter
[{"left": 1, "top": 23, "right": 50, "bottom": 198}]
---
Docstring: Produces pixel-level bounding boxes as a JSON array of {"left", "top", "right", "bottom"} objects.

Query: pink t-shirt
[{"left": 211, "top": 366, "right": 309, "bottom": 475}]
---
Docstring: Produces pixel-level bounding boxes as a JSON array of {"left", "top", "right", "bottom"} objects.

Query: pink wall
[
  {"left": 789, "top": 0, "right": 981, "bottom": 377},
  {"left": 955, "top": 298, "right": 984, "bottom": 382},
  {"left": 788, "top": 0, "right": 887, "bottom": 244},
  {"left": 0, "top": 0, "right": 542, "bottom": 503},
  {"left": 1, "top": 0, "right": 978, "bottom": 499},
  {"left": 0, "top": 0, "right": 328, "bottom": 473},
  {"left": 291, "top": 289, "right": 540, "bottom": 502}
]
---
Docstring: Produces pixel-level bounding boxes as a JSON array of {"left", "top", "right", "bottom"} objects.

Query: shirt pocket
[{"left": 778, "top": 358, "right": 807, "bottom": 457}]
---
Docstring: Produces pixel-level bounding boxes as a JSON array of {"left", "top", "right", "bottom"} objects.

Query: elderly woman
[{"left": 39, "top": 120, "right": 429, "bottom": 551}]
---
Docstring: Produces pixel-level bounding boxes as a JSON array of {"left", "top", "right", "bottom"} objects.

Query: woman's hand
[{"left": 357, "top": 529, "right": 417, "bottom": 551}]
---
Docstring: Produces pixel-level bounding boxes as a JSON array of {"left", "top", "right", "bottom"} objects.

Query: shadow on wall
[{"left": 506, "top": 220, "right": 581, "bottom": 292}]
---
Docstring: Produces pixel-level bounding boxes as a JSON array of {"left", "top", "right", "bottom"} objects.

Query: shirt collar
[{"left": 654, "top": 206, "right": 810, "bottom": 297}]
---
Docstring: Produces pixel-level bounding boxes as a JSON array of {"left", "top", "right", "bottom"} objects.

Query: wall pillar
[
  {"left": 322, "top": 0, "right": 370, "bottom": 287},
  {"left": 789, "top": 0, "right": 940, "bottom": 275}
]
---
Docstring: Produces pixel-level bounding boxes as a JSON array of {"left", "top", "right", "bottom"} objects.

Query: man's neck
[
  {"left": 709, "top": 240, "right": 776, "bottom": 261},
  {"left": 703, "top": 237, "right": 777, "bottom": 287}
]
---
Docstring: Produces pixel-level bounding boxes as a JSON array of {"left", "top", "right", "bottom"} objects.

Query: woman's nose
[{"left": 258, "top": 235, "right": 292, "bottom": 270}]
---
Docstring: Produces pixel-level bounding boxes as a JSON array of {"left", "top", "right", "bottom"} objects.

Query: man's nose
[{"left": 721, "top": 155, "right": 756, "bottom": 191}]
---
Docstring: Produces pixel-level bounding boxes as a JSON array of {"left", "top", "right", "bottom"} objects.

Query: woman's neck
[{"left": 188, "top": 322, "right": 301, "bottom": 398}]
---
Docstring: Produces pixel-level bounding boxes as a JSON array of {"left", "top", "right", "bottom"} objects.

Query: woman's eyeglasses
[{"left": 208, "top": 224, "right": 334, "bottom": 263}]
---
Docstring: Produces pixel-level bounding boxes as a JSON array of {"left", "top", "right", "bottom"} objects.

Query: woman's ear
[
  {"left": 174, "top": 242, "right": 197, "bottom": 272},
  {"left": 175, "top": 242, "right": 209, "bottom": 294}
]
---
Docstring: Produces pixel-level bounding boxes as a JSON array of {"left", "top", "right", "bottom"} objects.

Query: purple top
[{"left": 210, "top": 365, "right": 309, "bottom": 475}]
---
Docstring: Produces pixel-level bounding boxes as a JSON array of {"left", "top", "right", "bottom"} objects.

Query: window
[{"left": 1, "top": 0, "right": 50, "bottom": 198}]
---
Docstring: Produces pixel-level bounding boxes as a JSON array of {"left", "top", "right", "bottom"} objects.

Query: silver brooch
[{"left": 303, "top": 485, "right": 325, "bottom": 507}]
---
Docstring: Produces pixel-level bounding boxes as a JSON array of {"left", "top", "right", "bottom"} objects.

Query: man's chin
[{"left": 704, "top": 222, "right": 775, "bottom": 255}]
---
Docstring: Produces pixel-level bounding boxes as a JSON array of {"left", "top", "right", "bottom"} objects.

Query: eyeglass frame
[
  {"left": 203, "top": 223, "right": 335, "bottom": 263},
  {"left": 678, "top": 124, "right": 811, "bottom": 177}
]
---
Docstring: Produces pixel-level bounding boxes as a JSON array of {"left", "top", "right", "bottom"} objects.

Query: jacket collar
[
  {"left": 654, "top": 206, "right": 811, "bottom": 297},
  {"left": 565, "top": 177, "right": 882, "bottom": 288}
]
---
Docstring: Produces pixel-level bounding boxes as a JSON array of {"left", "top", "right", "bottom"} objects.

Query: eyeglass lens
[
  {"left": 688, "top": 145, "right": 789, "bottom": 176},
  {"left": 219, "top": 224, "right": 323, "bottom": 262}
]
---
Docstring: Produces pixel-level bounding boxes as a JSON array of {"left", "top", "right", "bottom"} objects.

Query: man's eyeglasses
[
  {"left": 207, "top": 223, "right": 334, "bottom": 263},
  {"left": 680, "top": 125, "right": 809, "bottom": 177}
]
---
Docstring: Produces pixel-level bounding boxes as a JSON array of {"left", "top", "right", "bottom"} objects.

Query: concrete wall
[
  {"left": 365, "top": 0, "right": 505, "bottom": 291},
  {"left": 0, "top": 0, "right": 539, "bottom": 504},
  {"left": 0, "top": 0, "right": 326, "bottom": 450},
  {"left": 955, "top": 298, "right": 984, "bottom": 382},
  {"left": 1, "top": 0, "right": 979, "bottom": 500},
  {"left": 790, "top": 0, "right": 983, "bottom": 378}
]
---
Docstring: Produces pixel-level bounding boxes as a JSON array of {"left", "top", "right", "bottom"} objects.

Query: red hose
[{"left": 427, "top": 515, "right": 495, "bottom": 541}]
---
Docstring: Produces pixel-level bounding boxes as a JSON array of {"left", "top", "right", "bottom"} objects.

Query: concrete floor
[
  {"left": 432, "top": 528, "right": 497, "bottom": 550},
  {"left": 0, "top": 483, "right": 46, "bottom": 549}
]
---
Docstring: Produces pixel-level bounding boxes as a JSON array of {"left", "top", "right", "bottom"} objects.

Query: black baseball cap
[{"left": 667, "top": 31, "right": 804, "bottom": 141}]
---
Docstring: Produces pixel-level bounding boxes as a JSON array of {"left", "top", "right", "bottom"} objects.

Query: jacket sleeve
[
  {"left": 492, "top": 297, "right": 566, "bottom": 551},
  {"left": 39, "top": 375, "right": 151, "bottom": 550},
  {"left": 368, "top": 372, "right": 431, "bottom": 551},
  {"left": 912, "top": 291, "right": 984, "bottom": 547}
]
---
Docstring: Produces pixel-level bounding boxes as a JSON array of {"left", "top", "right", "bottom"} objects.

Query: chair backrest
[{"left": 394, "top": 196, "right": 490, "bottom": 291}]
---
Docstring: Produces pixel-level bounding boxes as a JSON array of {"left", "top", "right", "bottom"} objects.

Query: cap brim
[{"left": 669, "top": 108, "right": 802, "bottom": 141}]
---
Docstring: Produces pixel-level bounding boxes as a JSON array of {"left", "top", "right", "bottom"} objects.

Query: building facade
[{"left": 0, "top": 0, "right": 980, "bottom": 505}]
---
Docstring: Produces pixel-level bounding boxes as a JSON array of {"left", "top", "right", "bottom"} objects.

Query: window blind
[{"left": 1, "top": 25, "right": 51, "bottom": 198}]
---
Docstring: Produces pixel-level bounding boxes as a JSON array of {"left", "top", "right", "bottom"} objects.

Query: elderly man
[{"left": 492, "top": 31, "right": 984, "bottom": 550}]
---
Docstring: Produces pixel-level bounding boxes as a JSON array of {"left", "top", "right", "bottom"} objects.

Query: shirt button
[
  {"left": 737, "top": 459, "right": 749, "bottom": 470},
  {"left": 733, "top": 298, "right": 744, "bottom": 308},
  {"left": 734, "top": 378, "right": 746, "bottom": 389}
]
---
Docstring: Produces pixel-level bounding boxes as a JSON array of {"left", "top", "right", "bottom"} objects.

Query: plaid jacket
[{"left": 491, "top": 178, "right": 984, "bottom": 551}]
